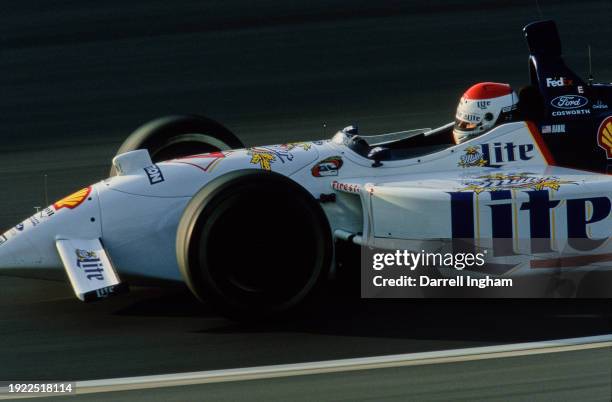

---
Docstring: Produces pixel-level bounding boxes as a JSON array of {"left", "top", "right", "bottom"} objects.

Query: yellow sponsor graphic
[
  {"left": 249, "top": 151, "right": 276, "bottom": 170},
  {"left": 53, "top": 187, "right": 92, "bottom": 210},
  {"left": 597, "top": 116, "right": 612, "bottom": 159},
  {"left": 281, "top": 142, "right": 312, "bottom": 151},
  {"left": 247, "top": 146, "right": 294, "bottom": 171},
  {"left": 461, "top": 173, "right": 576, "bottom": 194},
  {"left": 458, "top": 146, "right": 487, "bottom": 168}
]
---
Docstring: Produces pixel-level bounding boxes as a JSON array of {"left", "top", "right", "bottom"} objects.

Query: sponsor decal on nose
[{"left": 53, "top": 187, "right": 92, "bottom": 210}]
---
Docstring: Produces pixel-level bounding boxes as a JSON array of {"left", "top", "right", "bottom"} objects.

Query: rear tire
[
  {"left": 176, "top": 170, "right": 333, "bottom": 320},
  {"left": 110, "top": 115, "right": 244, "bottom": 176}
]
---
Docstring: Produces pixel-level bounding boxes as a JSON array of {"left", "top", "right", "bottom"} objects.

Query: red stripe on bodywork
[
  {"left": 531, "top": 253, "right": 612, "bottom": 268},
  {"left": 526, "top": 121, "right": 555, "bottom": 165}
]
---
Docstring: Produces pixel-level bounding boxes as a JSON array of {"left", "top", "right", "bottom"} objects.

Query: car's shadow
[{"left": 114, "top": 281, "right": 612, "bottom": 344}]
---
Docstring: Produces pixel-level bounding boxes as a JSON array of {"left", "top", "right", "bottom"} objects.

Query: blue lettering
[
  {"left": 520, "top": 191, "right": 560, "bottom": 253},
  {"left": 567, "top": 197, "right": 611, "bottom": 251},
  {"left": 489, "top": 191, "right": 514, "bottom": 256}
]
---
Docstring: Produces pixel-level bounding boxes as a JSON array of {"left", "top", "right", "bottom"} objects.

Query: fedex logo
[
  {"left": 449, "top": 190, "right": 612, "bottom": 255},
  {"left": 546, "top": 77, "right": 573, "bottom": 87},
  {"left": 458, "top": 142, "right": 535, "bottom": 168}
]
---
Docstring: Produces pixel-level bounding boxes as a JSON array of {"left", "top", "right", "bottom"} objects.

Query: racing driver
[{"left": 453, "top": 82, "right": 519, "bottom": 144}]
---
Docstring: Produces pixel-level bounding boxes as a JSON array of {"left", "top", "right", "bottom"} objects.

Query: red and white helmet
[{"left": 453, "top": 82, "right": 519, "bottom": 144}]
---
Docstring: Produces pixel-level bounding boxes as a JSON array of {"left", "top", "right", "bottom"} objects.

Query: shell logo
[
  {"left": 53, "top": 187, "right": 92, "bottom": 210},
  {"left": 597, "top": 116, "right": 612, "bottom": 159}
]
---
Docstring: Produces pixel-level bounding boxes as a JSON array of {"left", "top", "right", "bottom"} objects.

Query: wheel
[
  {"left": 110, "top": 115, "right": 244, "bottom": 176},
  {"left": 176, "top": 170, "right": 333, "bottom": 320}
]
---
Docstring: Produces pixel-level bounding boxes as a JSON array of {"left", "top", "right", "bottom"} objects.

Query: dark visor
[{"left": 454, "top": 118, "right": 482, "bottom": 131}]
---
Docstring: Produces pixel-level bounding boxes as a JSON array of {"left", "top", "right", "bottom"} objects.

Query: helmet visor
[{"left": 454, "top": 118, "right": 482, "bottom": 132}]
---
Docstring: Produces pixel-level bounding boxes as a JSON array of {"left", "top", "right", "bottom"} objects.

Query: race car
[{"left": 1, "top": 20, "right": 611, "bottom": 316}]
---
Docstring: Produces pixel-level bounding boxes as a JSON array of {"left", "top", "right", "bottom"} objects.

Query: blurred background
[{"left": 1, "top": 0, "right": 611, "bottom": 228}]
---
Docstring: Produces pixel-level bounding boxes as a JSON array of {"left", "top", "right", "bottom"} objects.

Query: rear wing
[
  {"left": 524, "top": 20, "right": 562, "bottom": 58},
  {"left": 521, "top": 20, "right": 612, "bottom": 173},
  {"left": 523, "top": 20, "right": 590, "bottom": 117}
]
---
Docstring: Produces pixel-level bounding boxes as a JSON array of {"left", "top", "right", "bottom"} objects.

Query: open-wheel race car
[{"left": 1, "top": 20, "right": 611, "bottom": 317}]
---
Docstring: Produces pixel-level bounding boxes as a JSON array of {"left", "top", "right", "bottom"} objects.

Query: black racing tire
[
  {"left": 110, "top": 115, "right": 244, "bottom": 176},
  {"left": 176, "top": 170, "right": 333, "bottom": 320}
]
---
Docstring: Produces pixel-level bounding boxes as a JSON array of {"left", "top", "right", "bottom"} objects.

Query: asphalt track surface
[{"left": 1, "top": 1, "right": 612, "bottom": 400}]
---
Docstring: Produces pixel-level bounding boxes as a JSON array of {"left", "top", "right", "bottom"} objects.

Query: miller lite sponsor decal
[
  {"left": 95, "top": 285, "right": 116, "bottom": 299},
  {"left": 144, "top": 164, "right": 165, "bottom": 185},
  {"left": 53, "top": 187, "right": 91, "bottom": 210},
  {"left": 458, "top": 142, "right": 535, "bottom": 168},
  {"left": 75, "top": 249, "right": 106, "bottom": 281},
  {"left": 597, "top": 116, "right": 612, "bottom": 159},
  {"left": 460, "top": 173, "right": 576, "bottom": 194},
  {"left": 476, "top": 100, "right": 490, "bottom": 110},
  {"left": 449, "top": 189, "right": 611, "bottom": 256}
]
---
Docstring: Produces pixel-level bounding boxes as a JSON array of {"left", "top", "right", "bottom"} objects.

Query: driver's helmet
[{"left": 453, "top": 82, "right": 519, "bottom": 144}]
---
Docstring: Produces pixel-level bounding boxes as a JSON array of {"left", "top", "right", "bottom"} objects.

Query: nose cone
[
  {"left": 0, "top": 185, "right": 102, "bottom": 277},
  {"left": 0, "top": 225, "right": 46, "bottom": 270}
]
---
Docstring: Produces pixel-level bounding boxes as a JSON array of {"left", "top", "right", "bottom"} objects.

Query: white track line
[{"left": 3, "top": 334, "right": 611, "bottom": 399}]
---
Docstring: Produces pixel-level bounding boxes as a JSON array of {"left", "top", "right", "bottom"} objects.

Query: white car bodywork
[{"left": 1, "top": 120, "right": 611, "bottom": 300}]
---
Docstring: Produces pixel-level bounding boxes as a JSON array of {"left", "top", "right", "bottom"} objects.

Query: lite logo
[
  {"left": 449, "top": 190, "right": 612, "bottom": 255},
  {"left": 458, "top": 142, "right": 535, "bottom": 168},
  {"left": 476, "top": 100, "right": 491, "bottom": 110},
  {"left": 144, "top": 164, "right": 165, "bottom": 185},
  {"left": 95, "top": 286, "right": 115, "bottom": 298},
  {"left": 546, "top": 77, "right": 573, "bottom": 87},
  {"left": 75, "top": 249, "right": 106, "bottom": 280}
]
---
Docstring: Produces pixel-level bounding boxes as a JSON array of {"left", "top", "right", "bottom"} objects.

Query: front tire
[{"left": 176, "top": 170, "right": 333, "bottom": 320}]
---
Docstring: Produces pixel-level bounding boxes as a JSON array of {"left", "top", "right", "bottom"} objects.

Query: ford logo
[{"left": 550, "top": 95, "right": 588, "bottom": 110}]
